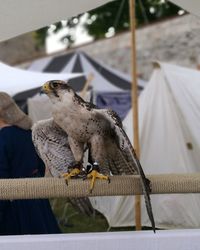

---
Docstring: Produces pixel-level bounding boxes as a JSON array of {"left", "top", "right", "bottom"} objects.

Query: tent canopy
[
  {"left": 1, "top": 0, "right": 199, "bottom": 43},
  {"left": 169, "top": 1, "right": 200, "bottom": 18},
  {"left": 91, "top": 62, "right": 200, "bottom": 229},
  {"left": 0, "top": 0, "right": 111, "bottom": 42},
  {"left": 2, "top": 0, "right": 198, "bottom": 43}
]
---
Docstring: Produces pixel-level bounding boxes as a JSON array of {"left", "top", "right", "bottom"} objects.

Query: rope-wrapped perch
[{"left": 0, "top": 174, "right": 200, "bottom": 200}]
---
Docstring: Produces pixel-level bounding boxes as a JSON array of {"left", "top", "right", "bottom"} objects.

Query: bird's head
[{"left": 41, "top": 80, "right": 75, "bottom": 100}]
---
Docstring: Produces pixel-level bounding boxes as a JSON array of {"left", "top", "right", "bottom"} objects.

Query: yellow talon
[
  {"left": 61, "top": 168, "right": 81, "bottom": 183},
  {"left": 87, "top": 170, "right": 110, "bottom": 193}
]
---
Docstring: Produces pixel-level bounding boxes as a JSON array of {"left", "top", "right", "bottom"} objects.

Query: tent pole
[
  {"left": 80, "top": 73, "right": 94, "bottom": 99},
  {"left": 129, "top": 0, "right": 141, "bottom": 230}
]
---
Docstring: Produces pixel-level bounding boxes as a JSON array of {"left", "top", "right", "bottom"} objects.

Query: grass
[
  {"left": 51, "top": 198, "right": 153, "bottom": 234},
  {"left": 51, "top": 198, "right": 109, "bottom": 233}
]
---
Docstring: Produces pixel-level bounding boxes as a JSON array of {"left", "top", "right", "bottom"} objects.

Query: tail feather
[
  {"left": 127, "top": 143, "right": 155, "bottom": 231},
  {"left": 143, "top": 179, "right": 156, "bottom": 233},
  {"left": 118, "top": 129, "right": 156, "bottom": 232},
  {"left": 68, "top": 197, "right": 94, "bottom": 216}
]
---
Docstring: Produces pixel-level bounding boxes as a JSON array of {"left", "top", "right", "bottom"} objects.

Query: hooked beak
[
  {"left": 41, "top": 82, "right": 51, "bottom": 94},
  {"left": 40, "top": 88, "right": 44, "bottom": 95}
]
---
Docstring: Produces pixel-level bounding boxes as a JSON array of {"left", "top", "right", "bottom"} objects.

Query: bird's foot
[
  {"left": 86, "top": 163, "right": 110, "bottom": 193},
  {"left": 61, "top": 167, "right": 81, "bottom": 184},
  {"left": 81, "top": 163, "right": 93, "bottom": 180}
]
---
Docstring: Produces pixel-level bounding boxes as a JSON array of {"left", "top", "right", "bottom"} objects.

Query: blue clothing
[{"left": 0, "top": 126, "right": 60, "bottom": 235}]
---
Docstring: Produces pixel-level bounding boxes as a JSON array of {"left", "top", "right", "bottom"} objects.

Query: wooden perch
[{"left": 0, "top": 174, "right": 200, "bottom": 200}]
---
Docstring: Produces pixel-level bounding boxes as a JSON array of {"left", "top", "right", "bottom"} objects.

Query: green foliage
[
  {"left": 34, "top": 0, "right": 181, "bottom": 47},
  {"left": 34, "top": 27, "right": 49, "bottom": 48},
  {"left": 85, "top": 0, "right": 180, "bottom": 38}
]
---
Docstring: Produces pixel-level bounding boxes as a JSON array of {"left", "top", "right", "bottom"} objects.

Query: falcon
[
  {"left": 32, "top": 118, "right": 94, "bottom": 216},
  {"left": 41, "top": 80, "right": 155, "bottom": 232}
]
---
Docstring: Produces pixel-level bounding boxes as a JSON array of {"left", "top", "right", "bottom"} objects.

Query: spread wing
[
  {"left": 99, "top": 109, "right": 155, "bottom": 232},
  {"left": 32, "top": 118, "right": 94, "bottom": 216}
]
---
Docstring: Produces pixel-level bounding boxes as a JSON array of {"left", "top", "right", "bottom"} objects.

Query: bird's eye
[{"left": 51, "top": 82, "right": 58, "bottom": 88}]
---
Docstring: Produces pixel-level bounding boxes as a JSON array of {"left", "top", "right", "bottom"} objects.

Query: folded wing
[{"left": 32, "top": 118, "right": 94, "bottom": 216}]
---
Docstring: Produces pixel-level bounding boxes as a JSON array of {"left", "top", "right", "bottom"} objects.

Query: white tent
[
  {"left": 90, "top": 62, "right": 200, "bottom": 229},
  {"left": 0, "top": 61, "right": 83, "bottom": 97},
  {"left": 0, "top": 0, "right": 111, "bottom": 42}
]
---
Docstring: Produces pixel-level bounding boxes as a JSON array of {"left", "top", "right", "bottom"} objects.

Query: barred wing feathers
[
  {"left": 32, "top": 118, "right": 94, "bottom": 216},
  {"left": 32, "top": 118, "right": 74, "bottom": 177},
  {"left": 101, "top": 109, "right": 155, "bottom": 232}
]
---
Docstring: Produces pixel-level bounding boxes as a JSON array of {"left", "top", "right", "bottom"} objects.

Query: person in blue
[{"left": 0, "top": 92, "right": 61, "bottom": 235}]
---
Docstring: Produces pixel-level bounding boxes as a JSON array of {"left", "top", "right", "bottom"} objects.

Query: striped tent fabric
[
  {"left": 28, "top": 50, "right": 146, "bottom": 92},
  {"left": 12, "top": 72, "right": 83, "bottom": 112},
  {"left": 27, "top": 50, "right": 146, "bottom": 120}
]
